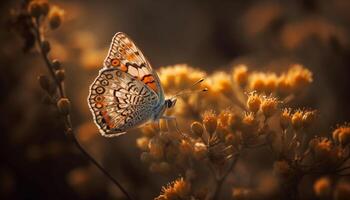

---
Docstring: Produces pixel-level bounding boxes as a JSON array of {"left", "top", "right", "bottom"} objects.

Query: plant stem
[{"left": 32, "top": 17, "right": 134, "bottom": 200}]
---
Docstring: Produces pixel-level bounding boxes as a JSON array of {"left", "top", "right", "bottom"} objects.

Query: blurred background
[{"left": 1, "top": 0, "right": 350, "bottom": 199}]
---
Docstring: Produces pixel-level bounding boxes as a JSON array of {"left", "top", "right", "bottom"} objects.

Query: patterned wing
[
  {"left": 88, "top": 68, "right": 159, "bottom": 137},
  {"left": 103, "top": 32, "right": 164, "bottom": 101}
]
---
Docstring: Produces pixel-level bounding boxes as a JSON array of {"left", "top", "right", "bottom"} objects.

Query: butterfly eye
[{"left": 111, "top": 59, "right": 120, "bottom": 67}]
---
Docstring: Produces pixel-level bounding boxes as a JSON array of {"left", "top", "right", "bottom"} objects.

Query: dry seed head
[
  {"left": 333, "top": 124, "right": 350, "bottom": 146},
  {"left": 302, "top": 110, "right": 317, "bottom": 128},
  {"left": 57, "top": 98, "right": 70, "bottom": 116},
  {"left": 277, "top": 75, "right": 292, "bottom": 95},
  {"left": 313, "top": 177, "right": 331, "bottom": 198},
  {"left": 291, "top": 110, "right": 304, "bottom": 130},
  {"left": 202, "top": 110, "right": 217, "bottom": 135},
  {"left": 261, "top": 96, "right": 278, "bottom": 117},
  {"left": 246, "top": 92, "right": 262, "bottom": 113},
  {"left": 287, "top": 64, "right": 313, "bottom": 92},
  {"left": 232, "top": 64, "right": 248, "bottom": 86},
  {"left": 191, "top": 121, "right": 204, "bottom": 138},
  {"left": 218, "top": 110, "right": 233, "bottom": 127},
  {"left": 280, "top": 108, "right": 292, "bottom": 129},
  {"left": 136, "top": 137, "right": 149, "bottom": 151}
]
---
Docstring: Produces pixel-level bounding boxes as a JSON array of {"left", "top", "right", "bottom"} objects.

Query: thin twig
[{"left": 32, "top": 17, "right": 134, "bottom": 200}]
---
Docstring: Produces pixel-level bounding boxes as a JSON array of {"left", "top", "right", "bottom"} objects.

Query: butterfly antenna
[{"left": 171, "top": 78, "right": 207, "bottom": 99}]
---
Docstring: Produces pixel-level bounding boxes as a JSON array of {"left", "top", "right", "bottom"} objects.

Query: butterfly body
[{"left": 88, "top": 32, "right": 175, "bottom": 137}]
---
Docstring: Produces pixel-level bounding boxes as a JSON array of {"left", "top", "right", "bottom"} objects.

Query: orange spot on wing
[
  {"left": 127, "top": 54, "right": 136, "bottom": 61},
  {"left": 147, "top": 82, "right": 158, "bottom": 92},
  {"left": 111, "top": 59, "right": 120, "bottom": 67},
  {"left": 101, "top": 111, "right": 115, "bottom": 129},
  {"left": 120, "top": 64, "right": 128, "bottom": 72}
]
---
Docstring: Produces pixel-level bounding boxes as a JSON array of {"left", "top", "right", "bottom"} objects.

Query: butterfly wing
[
  {"left": 103, "top": 32, "right": 165, "bottom": 102},
  {"left": 88, "top": 68, "right": 159, "bottom": 137}
]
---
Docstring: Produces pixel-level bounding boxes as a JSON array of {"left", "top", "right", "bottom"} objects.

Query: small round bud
[
  {"left": 313, "top": 177, "right": 331, "bottom": 198},
  {"left": 41, "top": 40, "right": 51, "bottom": 54},
  {"left": 52, "top": 59, "right": 61, "bottom": 69},
  {"left": 38, "top": 75, "right": 50, "bottom": 91},
  {"left": 48, "top": 6, "right": 64, "bottom": 30},
  {"left": 55, "top": 69, "right": 65, "bottom": 82},
  {"left": 191, "top": 121, "right": 204, "bottom": 137},
  {"left": 28, "top": 1, "right": 42, "bottom": 18},
  {"left": 57, "top": 98, "right": 71, "bottom": 116}
]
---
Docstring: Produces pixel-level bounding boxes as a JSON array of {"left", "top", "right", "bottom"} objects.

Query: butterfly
[{"left": 87, "top": 32, "right": 180, "bottom": 137}]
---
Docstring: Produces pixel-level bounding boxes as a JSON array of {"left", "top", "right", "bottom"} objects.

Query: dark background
[{"left": 1, "top": 0, "right": 350, "bottom": 199}]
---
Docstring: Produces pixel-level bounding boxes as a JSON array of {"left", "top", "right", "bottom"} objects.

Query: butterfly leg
[{"left": 160, "top": 116, "right": 186, "bottom": 137}]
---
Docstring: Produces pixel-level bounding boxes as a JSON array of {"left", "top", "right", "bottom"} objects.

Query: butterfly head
[{"left": 165, "top": 98, "right": 177, "bottom": 109}]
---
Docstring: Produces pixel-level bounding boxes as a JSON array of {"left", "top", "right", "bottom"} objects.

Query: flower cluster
[{"left": 135, "top": 63, "right": 350, "bottom": 199}]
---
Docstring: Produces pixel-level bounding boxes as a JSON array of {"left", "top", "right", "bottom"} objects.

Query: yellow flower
[
  {"left": 280, "top": 108, "right": 292, "bottom": 129},
  {"left": 157, "top": 177, "right": 191, "bottom": 199},
  {"left": 261, "top": 96, "right": 278, "bottom": 117},
  {"left": 246, "top": 92, "right": 262, "bottom": 113},
  {"left": 232, "top": 64, "right": 248, "bottom": 86},
  {"left": 202, "top": 110, "right": 217, "bottom": 135}
]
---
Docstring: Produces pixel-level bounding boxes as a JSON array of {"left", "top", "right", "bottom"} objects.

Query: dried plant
[
  {"left": 9, "top": 1, "right": 350, "bottom": 200},
  {"left": 10, "top": 1, "right": 133, "bottom": 200}
]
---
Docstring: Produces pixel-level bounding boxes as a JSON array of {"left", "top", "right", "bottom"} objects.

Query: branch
[{"left": 32, "top": 17, "right": 134, "bottom": 200}]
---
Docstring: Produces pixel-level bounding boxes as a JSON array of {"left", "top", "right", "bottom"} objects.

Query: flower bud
[
  {"left": 246, "top": 92, "right": 261, "bottom": 113},
  {"left": 232, "top": 65, "right": 248, "bottom": 86},
  {"left": 203, "top": 111, "right": 217, "bottom": 135},
  {"left": 291, "top": 110, "right": 303, "bottom": 130},
  {"left": 41, "top": 40, "right": 51, "bottom": 54},
  {"left": 52, "top": 59, "right": 61, "bottom": 69},
  {"left": 302, "top": 110, "right": 317, "bottom": 128},
  {"left": 38, "top": 75, "right": 50, "bottom": 91},
  {"left": 48, "top": 6, "right": 64, "bottom": 30},
  {"left": 28, "top": 1, "right": 43, "bottom": 18},
  {"left": 261, "top": 97, "right": 278, "bottom": 117},
  {"left": 191, "top": 121, "right": 204, "bottom": 138},
  {"left": 57, "top": 98, "right": 71, "bottom": 115},
  {"left": 280, "top": 108, "right": 291, "bottom": 129},
  {"left": 55, "top": 69, "right": 65, "bottom": 82}
]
